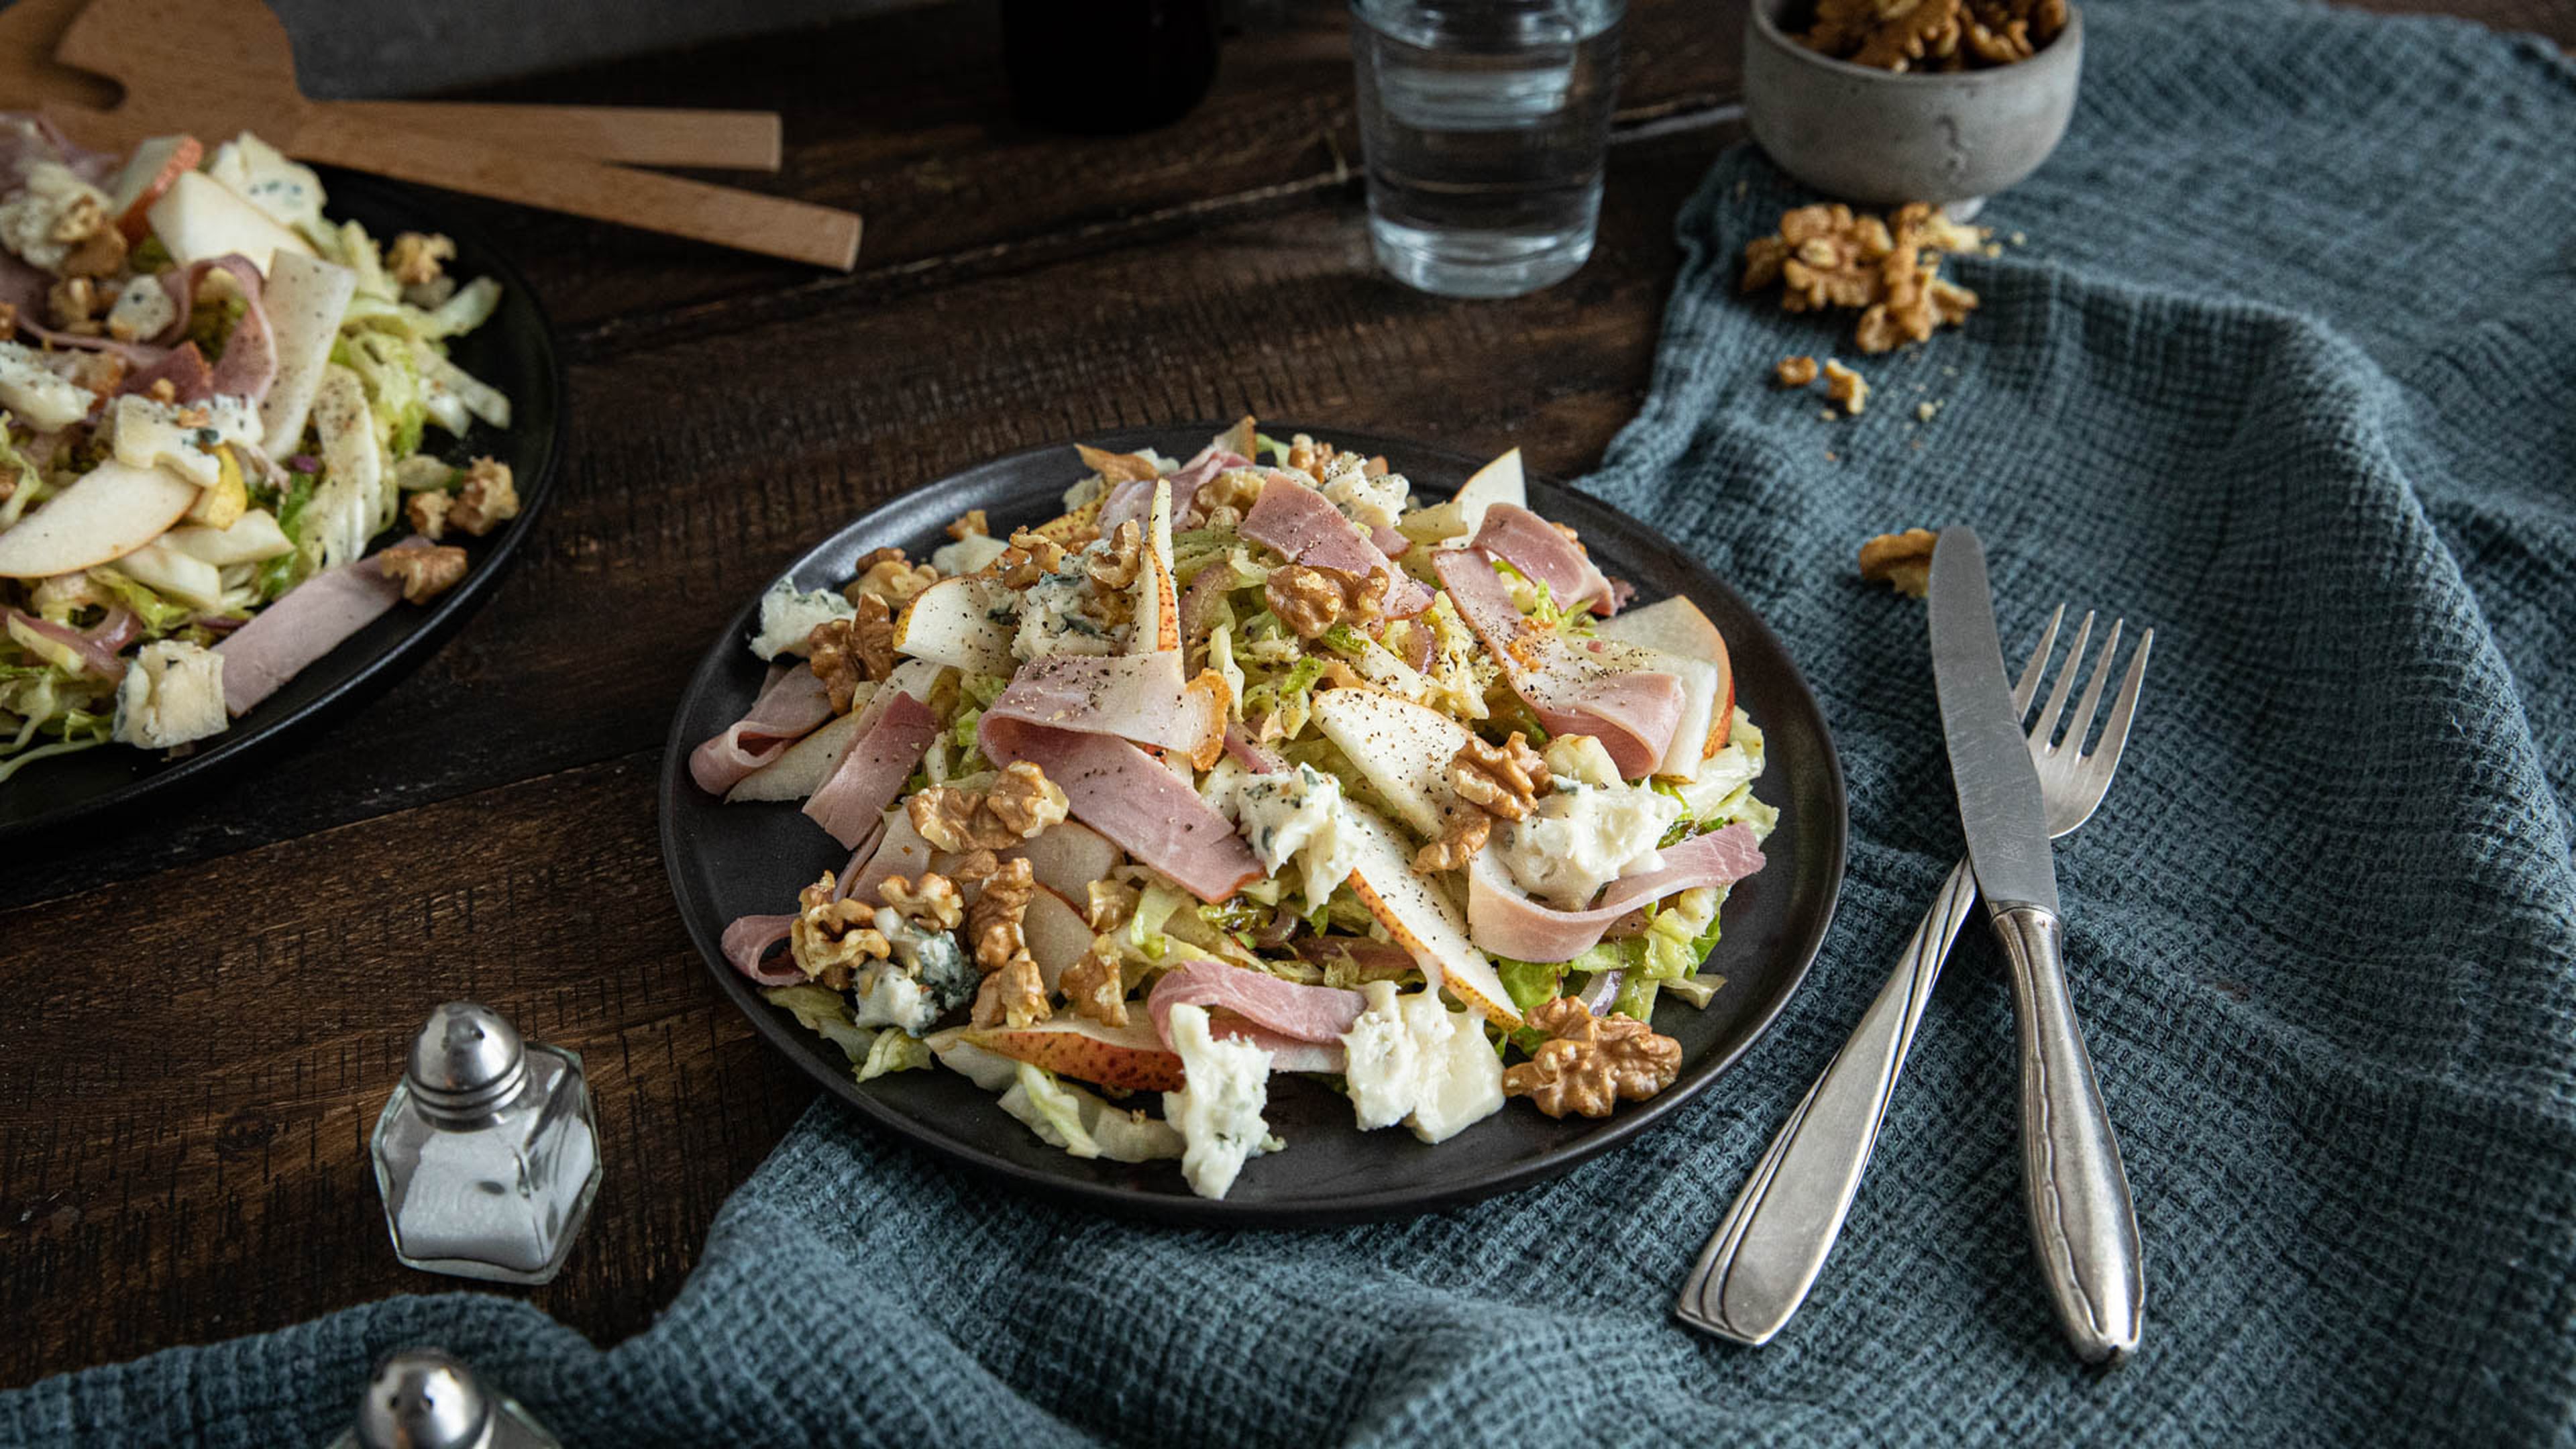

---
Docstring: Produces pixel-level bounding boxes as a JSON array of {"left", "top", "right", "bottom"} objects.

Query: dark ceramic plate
[
  {"left": 661, "top": 426, "right": 1846, "bottom": 1224},
  {"left": 0, "top": 170, "right": 565, "bottom": 842}
]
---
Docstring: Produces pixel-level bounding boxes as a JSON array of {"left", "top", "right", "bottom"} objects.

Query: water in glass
[{"left": 1351, "top": 0, "right": 1623, "bottom": 299}]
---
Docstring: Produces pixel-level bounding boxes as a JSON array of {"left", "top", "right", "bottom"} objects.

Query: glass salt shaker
[
  {"left": 325, "top": 1347, "right": 562, "bottom": 1449},
  {"left": 371, "top": 1002, "right": 600, "bottom": 1285}
]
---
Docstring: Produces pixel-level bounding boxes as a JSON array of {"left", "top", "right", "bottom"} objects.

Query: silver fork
[{"left": 1675, "top": 606, "right": 2153, "bottom": 1348}]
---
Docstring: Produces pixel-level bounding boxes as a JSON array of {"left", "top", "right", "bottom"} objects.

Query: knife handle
[{"left": 1994, "top": 904, "right": 2144, "bottom": 1364}]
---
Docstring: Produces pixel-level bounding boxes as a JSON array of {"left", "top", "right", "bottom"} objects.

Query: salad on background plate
[
  {"left": 0, "top": 117, "right": 516, "bottom": 784},
  {"left": 695, "top": 421, "right": 1772, "bottom": 1200}
]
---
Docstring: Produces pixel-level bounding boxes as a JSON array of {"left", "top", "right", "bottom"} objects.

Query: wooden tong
[{"left": 25, "top": 0, "right": 859, "bottom": 269}]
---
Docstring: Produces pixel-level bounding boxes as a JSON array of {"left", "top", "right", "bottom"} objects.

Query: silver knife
[{"left": 1929, "top": 527, "right": 2144, "bottom": 1366}]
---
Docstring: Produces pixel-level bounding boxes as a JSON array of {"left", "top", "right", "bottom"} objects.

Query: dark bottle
[{"left": 1001, "top": 0, "right": 1222, "bottom": 135}]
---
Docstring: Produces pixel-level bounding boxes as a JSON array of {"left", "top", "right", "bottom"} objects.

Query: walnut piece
[
  {"left": 908, "top": 762, "right": 1067, "bottom": 851},
  {"left": 1858, "top": 528, "right": 1937, "bottom": 597},
  {"left": 853, "top": 554, "right": 937, "bottom": 606},
  {"left": 388, "top": 232, "right": 457, "bottom": 286},
  {"left": 1503, "top": 997, "right": 1683, "bottom": 1118},
  {"left": 1085, "top": 519, "right": 1144, "bottom": 591},
  {"left": 1283, "top": 433, "right": 1339, "bottom": 484},
  {"left": 1450, "top": 732, "right": 1550, "bottom": 822},
  {"left": 1776, "top": 356, "right": 1819, "bottom": 388},
  {"left": 1412, "top": 810, "right": 1491, "bottom": 873},
  {"left": 1086, "top": 879, "right": 1141, "bottom": 933},
  {"left": 969, "top": 857, "right": 1037, "bottom": 971},
  {"left": 1062, "top": 937, "right": 1129, "bottom": 1026},
  {"left": 1191, "top": 468, "right": 1267, "bottom": 529},
  {"left": 378, "top": 545, "right": 469, "bottom": 604},
  {"left": 405, "top": 490, "right": 451, "bottom": 541},
  {"left": 1265, "top": 562, "right": 1379, "bottom": 640},
  {"left": 945, "top": 508, "right": 988, "bottom": 542},
  {"left": 791, "top": 872, "right": 891, "bottom": 989},
  {"left": 994, "top": 527, "right": 1070, "bottom": 588},
  {"left": 1822, "top": 360, "right": 1870, "bottom": 416},
  {"left": 876, "top": 872, "right": 965, "bottom": 932},
  {"left": 44, "top": 275, "right": 100, "bottom": 334},
  {"left": 449, "top": 457, "right": 519, "bottom": 536},
  {"left": 985, "top": 761, "right": 1070, "bottom": 839},
  {"left": 806, "top": 595, "right": 895, "bottom": 710}
]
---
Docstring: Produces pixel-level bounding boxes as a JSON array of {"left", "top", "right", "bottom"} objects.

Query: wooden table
[{"left": 1, "top": 0, "right": 2563, "bottom": 1392}]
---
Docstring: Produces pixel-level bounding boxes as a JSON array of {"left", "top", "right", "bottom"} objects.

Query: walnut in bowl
[{"left": 1743, "top": 0, "right": 2083, "bottom": 215}]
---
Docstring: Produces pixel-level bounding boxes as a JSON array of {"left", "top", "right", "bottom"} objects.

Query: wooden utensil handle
[
  {"left": 326, "top": 101, "right": 782, "bottom": 172},
  {"left": 296, "top": 111, "right": 859, "bottom": 270}
]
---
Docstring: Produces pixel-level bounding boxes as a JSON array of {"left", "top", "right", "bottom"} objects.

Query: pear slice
[
  {"left": 1340, "top": 806, "right": 1521, "bottom": 1027},
  {"left": 892, "top": 574, "right": 1016, "bottom": 674},
  {"left": 1398, "top": 447, "right": 1525, "bottom": 545},
  {"left": 1130, "top": 477, "right": 1178, "bottom": 654},
  {"left": 106, "top": 133, "right": 201, "bottom": 241},
  {"left": 1008, "top": 821, "right": 1120, "bottom": 904},
  {"left": 726, "top": 708, "right": 868, "bottom": 804},
  {"left": 1595, "top": 595, "right": 1734, "bottom": 753},
  {"left": 957, "top": 1017, "right": 1185, "bottom": 1093},
  {"left": 1019, "top": 885, "right": 1091, "bottom": 993},
  {"left": 0, "top": 462, "right": 199, "bottom": 579},
  {"left": 148, "top": 170, "right": 314, "bottom": 274},
  {"left": 1310, "top": 688, "right": 1471, "bottom": 837}
]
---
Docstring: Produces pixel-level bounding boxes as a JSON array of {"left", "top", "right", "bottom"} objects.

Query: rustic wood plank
[
  {"left": 1, "top": 111, "right": 1741, "bottom": 910},
  {"left": 0, "top": 753, "right": 815, "bottom": 1389},
  {"left": 409, "top": 0, "right": 1746, "bottom": 333}
]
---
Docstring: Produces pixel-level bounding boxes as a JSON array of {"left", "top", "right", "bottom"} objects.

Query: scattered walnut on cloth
[
  {"left": 1858, "top": 527, "right": 1938, "bottom": 596},
  {"left": 1743, "top": 202, "right": 1988, "bottom": 358}
]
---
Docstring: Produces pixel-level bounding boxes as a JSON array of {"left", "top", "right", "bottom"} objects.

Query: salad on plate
[
  {"left": 699, "top": 421, "right": 1774, "bottom": 1200},
  {"left": 0, "top": 117, "right": 516, "bottom": 782}
]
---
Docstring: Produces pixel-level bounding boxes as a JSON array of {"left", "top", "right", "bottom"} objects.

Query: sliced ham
[
  {"left": 983, "top": 651, "right": 1227, "bottom": 768},
  {"left": 803, "top": 690, "right": 939, "bottom": 848},
  {"left": 1146, "top": 957, "right": 1365, "bottom": 1073},
  {"left": 1432, "top": 549, "right": 1683, "bottom": 779},
  {"left": 980, "top": 716, "right": 1260, "bottom": 903},
  {"left": 721, "top": 913, "right": 804, "bottom": 986},
  {"left": 1221, "top": 722, "right": 1285, "bottom": 773},
  {"left": 1464, "top": 824, "right": 1767, "bottom": 962},
  {"left": 1097, "top": 476, "right": 1157, "bottom": 535},
  {"left": 118, "top": 341, "right": 215, "bottom": 402},
  {"left": 182, "top": 257, "right": 280, "bottom": 402},
  {"left": 1240, "top": 473, "right": 1431, "bottom": 617},
  {"left": 689, "top": 664, "right": 834, "bottom": 795},
  {"left": 1169, "top": 446, "right": 1250, "bottom": 526},
  {"left": 212, "top": 538, "right": 427, "bottom": 716},
  {"left": 1472, "top": 502, "right": 1617, "bottom": 615}
]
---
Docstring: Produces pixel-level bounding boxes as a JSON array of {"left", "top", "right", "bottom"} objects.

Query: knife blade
[{"left": 1927, "top": 527, "right": 2057, "bottom": 916}]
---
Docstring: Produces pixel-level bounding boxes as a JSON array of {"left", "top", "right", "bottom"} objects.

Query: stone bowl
[{"left": 1742, "top": 0, "right": 2083, "bottom": 216}]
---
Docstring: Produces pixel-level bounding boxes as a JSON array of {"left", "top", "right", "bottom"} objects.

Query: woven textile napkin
[{"left": 7, "top": 3, "right": 2572, "bottom": 1443}]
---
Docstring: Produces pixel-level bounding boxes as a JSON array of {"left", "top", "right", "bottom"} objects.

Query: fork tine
[
  {"left": 2061, "top": 617, "right": 2125, "bottom": 758},
  {"left": 2032, "top": 610, "right": 2094, "bottom": 749},
  {"left": 2012, "top": 604, "right": 2065, "bottom": 714},
  {"left": 2081, "top": 629, "right": 2153, "bottom": 792}
]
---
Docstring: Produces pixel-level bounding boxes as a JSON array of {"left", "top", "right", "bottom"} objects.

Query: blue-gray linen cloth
[{"left": 7, "top": 1, "right": 2573, "bottom": 1443}]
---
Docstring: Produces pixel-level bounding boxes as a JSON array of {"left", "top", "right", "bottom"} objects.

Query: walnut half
[
  {"left": 378, "top": 545, "right": 469, "bottom": 604},
  {"left": 1503, "top": 997, "right": 1682, "bottom": 1118},
  {"left": 908, "top": 762, "right": 1068, "bottom": 852},
  {"left": 1265, "top": 562, "right": 1380, "bottom": 640},
  {"left": 1449, "top": 731, "right": 1550, "bottom": 822}
]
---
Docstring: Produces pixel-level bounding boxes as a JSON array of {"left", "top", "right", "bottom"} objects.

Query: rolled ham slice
[
  {"left": 1146, "top": 957, "right": 1365, "bottom": 1074},
  {"left": 1471, "top": 503, "right": 1617, "bottom": 616},
  {"left": 1432, "top": 549, "right": 1682, "bottom": 779},
  {"left": 213, "top": 537, "right": 427, "bottom": 716},
  {"left": 1241, "top": 473, "right": 1431, "bottom": 617},
  {"left": 981, "top": 716, "right": 1260, "bottom": 903},
  {"left": 1464, "top": 824, "right": 1766, "bottom": 962},
  {"left": 983, "top": 651, "right": 1228, "bottom": 769},
  {"left": 688, "top": 664, "right": 834, "bottom": 795},
  {"left": 804, "top": 690, "right": 939, "bottom": 848},
  {"left": 722, "top": 913, "right": 804, "bottom": 986}
]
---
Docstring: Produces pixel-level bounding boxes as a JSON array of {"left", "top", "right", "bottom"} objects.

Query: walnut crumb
[
  {"left": 388, "top": 232, "right": 457, "bottom": 287},
  {"left": 1062, "top": 937, "right": 1128, "bottom": 1026},
  {"left": 1822, "top": 361, "right": 1870, "bottom": 415},
  {"left": 1776, "top": 356, "right": 1819, "bottom": 388},
  {"left": 1503, "top": 997, "right": 1682, "bottom": 1118},
  {"left": 1858, "top": 528, "right": 1937, "bottom": 598},
  {"left": 378, "top": 545, "right": 469, "bottom": 604},
  {"left": 406, "top": 490, "right": 451, "bottom": 541}
]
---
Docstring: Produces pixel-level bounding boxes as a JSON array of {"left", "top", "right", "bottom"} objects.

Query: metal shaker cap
[
  {"left": 356, "top": 1348, "right": 492, "bottom": 1449},
  {"left": 405, "top": 1003, "right": 528, "bottom": 1120}
]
